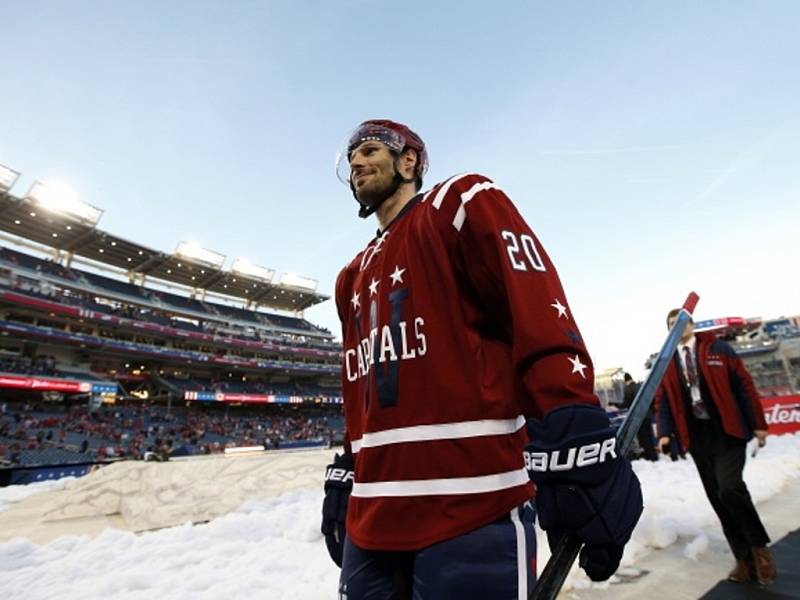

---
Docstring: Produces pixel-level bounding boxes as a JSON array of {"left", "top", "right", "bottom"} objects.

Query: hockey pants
[{"left": 338, "top": 502, "right": 536, "bottom": 600}]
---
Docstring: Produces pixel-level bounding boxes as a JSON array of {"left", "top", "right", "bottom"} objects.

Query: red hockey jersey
[{"left": 335, "top": 172, "right": 599, "bottom": 551}]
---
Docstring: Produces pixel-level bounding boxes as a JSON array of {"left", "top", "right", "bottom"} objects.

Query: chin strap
[{"left": 353, "top": 156, "right": 416, "bottom": 219}]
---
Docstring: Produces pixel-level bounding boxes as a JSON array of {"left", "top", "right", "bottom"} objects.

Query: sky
[
  {"left": 1, "top": 435, "right": 799, "bottom": 598},
  {"left": 1, "top": 2, "right": 799, "bottom": 379}
]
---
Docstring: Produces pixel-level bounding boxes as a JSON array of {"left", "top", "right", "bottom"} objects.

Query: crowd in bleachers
[
  {"left": 0, "top": 246, "right": 330, "bottom": 337},
  {"left": 0, "top": 249, "right": 79, "bottom": 281},
  {"left": 2, "top": 290, "right": 339, "bottom": 378},
  {"left": 1, "top": 264, "right": 339, "bottom": 357},
  {"left": 0, "top": 354, "right": 61, "bottom": 377},
  {"left": 0, "top": 400, "right": 344, "bottom": 468},
  {"left": 164, "top": 375, "right": 339, "bottom": 397}
]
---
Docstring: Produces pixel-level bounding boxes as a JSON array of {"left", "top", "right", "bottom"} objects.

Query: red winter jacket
[{"left": 655, "top": 334, "right": 767, "bottom": 452}]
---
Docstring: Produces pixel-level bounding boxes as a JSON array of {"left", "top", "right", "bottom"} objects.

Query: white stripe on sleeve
[{"left": 452, "top": 180, "right": 499, "bottom": 231}]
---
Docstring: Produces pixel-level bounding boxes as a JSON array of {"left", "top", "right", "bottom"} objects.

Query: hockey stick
[{"left": 529, "top": 291, "right": 699, "bottom": 600}]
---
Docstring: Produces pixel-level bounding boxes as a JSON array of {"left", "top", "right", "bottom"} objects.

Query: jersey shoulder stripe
[{"left": 422, "top": 173, "right": 499, "bottom": 231}]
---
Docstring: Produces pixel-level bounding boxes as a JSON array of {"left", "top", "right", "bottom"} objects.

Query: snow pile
[
  {"left": 564, "top": 431, "right": 800, "bottom": 591},
  {"left": 1, "top": 489, "right": 337, "bottom": 600},
  {"left": 0, "top": 477, "right": 75, "bottom": 514},
  {"left": 1, "top": 433, "right": 798, "bottom": 599}
]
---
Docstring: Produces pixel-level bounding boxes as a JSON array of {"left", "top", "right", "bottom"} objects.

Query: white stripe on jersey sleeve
[
  {"left": 351, "top": 467, "right": 529, "bottom": 498},
  {"left": 349, "top": 415, "right": 525, "bottom": 453},
  {"left": 428, "top": 172, "right": 473, "bottom": 208},
  {"left": 453, "top": 180, "right": 499, "bottom": 231}
]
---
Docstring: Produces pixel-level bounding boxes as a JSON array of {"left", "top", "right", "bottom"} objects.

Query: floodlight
[
  {"left": 0, "top": 164, "right": 20, "bottom": 192},
  {"left": 231, "top": 258, "right": 275, "bottom": 283},
  {"left": 175, "top": 241, "right": 225, "bottom": 269},
  {"left": 26, "top": 180, "right": 103, "bottom": 225},
  {"left": 279, "top": 272, "right": 318, "bottom": 291}
]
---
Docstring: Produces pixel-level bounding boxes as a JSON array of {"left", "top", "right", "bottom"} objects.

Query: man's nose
[{"left": 350, "top": 154, "right": 366, "bottom": 170}]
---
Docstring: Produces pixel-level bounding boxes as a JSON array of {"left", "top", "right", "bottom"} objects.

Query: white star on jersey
[
  {"left": 390, "top": 265, "right": 406, "bottom": 285},
  {"left": 368, "top": 278, "right": 380, "bottom": 296},
  {"left": 351, "top": 291, "right": 360, "bottom": 309},
  {"left": 550, "top": 299, "right": 568, "bottom": 319},
  {"left": 568, "top": 354, "right": 587, "bottom": 378}
]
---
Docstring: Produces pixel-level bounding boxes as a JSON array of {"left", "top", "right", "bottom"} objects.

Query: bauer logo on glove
[
  {"left": 325, "top": 466, "right": 355, "bottom": 484},
  {"left": 525, "top": 436, "right": 617, "bottom": 472}
]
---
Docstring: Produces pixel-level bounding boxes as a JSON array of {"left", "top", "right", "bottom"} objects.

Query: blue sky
[{"left": 2, "top": 2, "right": 798, "bottom": 379}]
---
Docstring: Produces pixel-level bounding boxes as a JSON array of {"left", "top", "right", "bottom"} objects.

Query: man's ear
[{"left": 400, "top": 148, "right": 418, "bottom": 179}]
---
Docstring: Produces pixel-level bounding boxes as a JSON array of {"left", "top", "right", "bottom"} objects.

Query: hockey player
[{"left": 321, "top": 119, "right": 643, "bottom": 599}]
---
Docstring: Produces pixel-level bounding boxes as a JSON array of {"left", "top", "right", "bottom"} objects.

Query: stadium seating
[
  {"left": 0, "top": 278, "right": 340, "bottom": 363},
  {"left": 0, "top": 401, "right": 344, "bottom": 468},
  {"left": 0, "top": 243, "right": 344, "bottom": 475},
  {"left": 80, "top": 271, "right": 151, "bottom": 300},
  {"left": 0, "top": 246, "right": 329, "bottom": 337}
]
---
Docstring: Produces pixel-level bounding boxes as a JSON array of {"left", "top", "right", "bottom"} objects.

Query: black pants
[
  {"left": 688, "top": 419, "right": 770, "bottom": 560},
  {"left": 636, "top": 416, "right": 658, "bottom": 461}
]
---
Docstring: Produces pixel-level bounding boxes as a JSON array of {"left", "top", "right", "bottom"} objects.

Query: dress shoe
[
  {"left": 727, "top": 559, "right": 753, "bottom": 583},
  {"left": 752, "top": 546, "right": 777, "bottom": 585}
]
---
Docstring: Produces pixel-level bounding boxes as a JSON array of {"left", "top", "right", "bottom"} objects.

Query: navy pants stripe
[{"left": 339, "top": 503, "right": 536, "bottom": 600}]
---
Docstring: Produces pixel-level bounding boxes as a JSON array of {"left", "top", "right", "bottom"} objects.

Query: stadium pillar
[{"left": 781, "top": 354, "right": 797, "bottom": 393}]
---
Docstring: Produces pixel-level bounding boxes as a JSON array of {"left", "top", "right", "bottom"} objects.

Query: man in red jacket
[{"left": 656, "top": 308, "right": 775, "bottom": 586}]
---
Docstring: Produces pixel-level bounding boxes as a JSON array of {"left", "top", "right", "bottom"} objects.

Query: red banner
[
  {"left": 762, "top": 395, "right": 800, "bottom": 435},
  {"left": 0, "top": 375, "right": 92, "bottom": 393},
  {"left": 1, "top": 291, "right": 82, "bottom": 317}
]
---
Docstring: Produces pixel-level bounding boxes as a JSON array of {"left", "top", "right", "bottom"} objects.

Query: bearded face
[{"left": 349, "top": 142, "right": 399, "bottom": 208}]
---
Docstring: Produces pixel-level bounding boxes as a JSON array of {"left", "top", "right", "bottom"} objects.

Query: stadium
[
  {"left": 4, "top": 4, "right": 800, "bottom": 598},
  {"left": 0, "top": 167, "right": 345, "bottom": 485},
  {"left": 2, "top": 162, "right": 799, "bottom": 598}
]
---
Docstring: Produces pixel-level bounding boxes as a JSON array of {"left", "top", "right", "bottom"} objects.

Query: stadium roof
[{"left": 0, "top": 188, "right": 328, "bottom": 312}]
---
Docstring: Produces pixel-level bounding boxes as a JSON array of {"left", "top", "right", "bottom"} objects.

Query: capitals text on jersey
[{"left": 344, "top": 316, "right": 427, "bottom": 382}]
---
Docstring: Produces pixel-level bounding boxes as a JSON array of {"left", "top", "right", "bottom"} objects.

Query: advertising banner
[
  {"left": 184, "top": 390, "right": 335, "bottom": 404},
  {"left": 762, "top": 395, "right": 800, "bottom": 435},
  {"left": 0, "top": 375, "right": 92, "bottom": 393}
]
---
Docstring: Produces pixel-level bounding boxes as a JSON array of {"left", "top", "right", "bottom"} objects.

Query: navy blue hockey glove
[
  {"left": 321, "top": 452, "right": 354, "bottom": 568},
  {"left": 525, "top": 404, "right": 643, "bottom": 581}
]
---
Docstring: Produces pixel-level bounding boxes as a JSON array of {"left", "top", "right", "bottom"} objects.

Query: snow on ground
[
  {"left": 562, "top": 432, "right": 800, "bottom": 592},
  {"left": 1, "top": 433, "right": 799, "bottom": 599},
  {"left": 1, "top": 488, "right": 338, "bottom": 600},
  {"left": 0, "top": 477, "right": 75, "bottom": 514}
]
